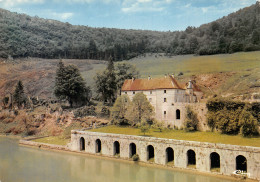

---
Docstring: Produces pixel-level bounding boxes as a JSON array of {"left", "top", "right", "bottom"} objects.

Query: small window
[
  {"left": 176, "top": 109, "right": 180, "bottom": 120},
  {"left": 125, "top": 92, "right": 127, "bottom": 94},
  {"left": 164, "top": 98, "right": 167, "bottom": 102},
  {"left": 164, "top": 90, "right": 167, "bottom": 94},
  {"left": 133, "top": 91, "right": 135, "bottom": 95},
  {"left": 149, "top": 98, "right": 152, "bottom": 102},
  {"left": 150, "top": 91, "right": 152, "bottom": 94},
  {"left": 164, "top": 111, "right": 167, "bottom": 118}
]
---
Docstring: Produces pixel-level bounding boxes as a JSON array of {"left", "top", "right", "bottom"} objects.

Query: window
[
  {"left": 176, "top": 109, "right": 180, "bottom": 119},
  {"left": 149, "top": 98, "right": 152, "bottom": 102},
  {"left": 164, "top": 98, "right": 167, "bottom": 102},
  {"left": 150, "top": 91, "right": 152, "bottom": 94},
  {"left": 164, "top": 90, "right": 167, "bottom": 94},
  {"left": 164, "top": 111, "right": 167, "bottom": 118},
  {"left": 125, "top": 92, "right": 127, "bottom": 94},
  {"left": 133, "top": 91, "right": 135, "bottom": 95}
]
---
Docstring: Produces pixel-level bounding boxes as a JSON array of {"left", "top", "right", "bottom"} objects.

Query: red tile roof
[{"left": 121, "top": 76, "right": 185, "bottom": 91}]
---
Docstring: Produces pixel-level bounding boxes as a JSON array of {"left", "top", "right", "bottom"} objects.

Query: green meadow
[
  {"left": 90, "top": 125, "right": 260, "bottom": 147},
  {"left": 127, "top": 51, "right": 260, "bottom": 78}
]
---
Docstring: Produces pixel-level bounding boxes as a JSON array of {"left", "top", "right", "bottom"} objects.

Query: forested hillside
[{"left": 1, "top": 2, "right": 260, "bottom": 60}]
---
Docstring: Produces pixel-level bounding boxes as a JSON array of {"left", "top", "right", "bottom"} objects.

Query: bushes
[
  {"left": 239, "top": 110, "right": 259, "bottom": 137},
  {"left": 132, "top": 154, "right": 139, "bottom": 161},
  {"left": 74, "top": 106, "right": 97, "bottom": 117},
  {"left": 206, "top": 98, "right": 259, "bottom": 136},
  {"left": 184, "top": 107, "right": 199, "bottom": 132}
]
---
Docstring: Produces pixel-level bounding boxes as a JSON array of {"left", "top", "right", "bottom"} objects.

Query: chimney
[
  {"left": 132, "top": 77, "right": 135, "bottom": 82},
  {"left": 165, "top": 74, "right": 167, "bottom": 78},
  {"left": 187, "top": 80, "right": 193, "bottom": 89},
  {"left": 148, "top": 76, "right": 151, "bottom": 80},
  {"left": 172, "top": 73, "right": 174, "bottom": 78}
]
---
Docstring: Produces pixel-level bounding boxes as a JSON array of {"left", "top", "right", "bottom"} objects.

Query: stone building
[{"left": 121, "top": 75, "right": 206, "bottom": 129}]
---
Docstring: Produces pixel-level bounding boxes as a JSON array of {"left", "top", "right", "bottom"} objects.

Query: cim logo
[{"left": 233, "top": 170, "right": 250, "bottom": 177}]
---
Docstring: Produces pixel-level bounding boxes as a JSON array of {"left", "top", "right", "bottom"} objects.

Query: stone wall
[{"left": 69, "top": 131, "right": 260, "bottom": 180}]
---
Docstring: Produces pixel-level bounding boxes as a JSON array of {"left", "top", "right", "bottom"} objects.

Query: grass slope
[
  {"left": 129, "top": 52, "right": 260, "bottom": 77},
  {"left": 90, "top": 125, "right": 260, "bottom": 147},
  {"left": 0, "top": 51, "right": 259, "bottom": 99},
  {"left": 33, "top": 136, "right": 70, "bottom": 146}
]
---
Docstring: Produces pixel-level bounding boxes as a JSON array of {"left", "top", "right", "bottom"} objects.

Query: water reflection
[{"left": 0, "top": 137, "right": 235, "bottom": 182}]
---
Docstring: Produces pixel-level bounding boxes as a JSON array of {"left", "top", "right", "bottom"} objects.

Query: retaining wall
[{"left": 68, "top": 130, "right": 260, "bottom": 180}]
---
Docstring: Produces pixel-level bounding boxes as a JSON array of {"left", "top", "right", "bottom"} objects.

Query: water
[{"left": 0, "top": 137, "right": 236, "bottom": 182}]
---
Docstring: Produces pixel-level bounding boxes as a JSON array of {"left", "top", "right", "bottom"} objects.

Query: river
[{"left": 0, "top": 137, "right": 236, "bottom": 182}]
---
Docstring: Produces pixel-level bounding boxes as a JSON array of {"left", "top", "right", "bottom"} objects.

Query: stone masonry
[{"left": 69, "top": 130, "right": 260, "bottom": 180}]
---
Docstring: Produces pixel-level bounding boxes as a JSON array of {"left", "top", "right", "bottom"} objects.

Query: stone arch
[
  {"left": 166, "top": 147, "right": 174, "bottom": 164},
  {"left": 129, "top": 143, "right": 136, "bottom": 158},
  {"left": 96, "top": 139, "right": 101, "bottom": 153},
  {"left": 114, "top": 141, "right": 120, "bottom": 156},
  {"left": 236, "top": 155, "right": 247, "bottom": 172},
  {"left": 147, "top": 145, "right": 155, "bottom": 161},
  {"left": 176, "top": 109, "right": 180, "bottom": 119},
  {"left": 187, "top": 149, "right": 196, "bottom": 167},
  {"left": 80, "top": 137, "right": 85, "bottom": 151},
  {"left": 210, "top": 152, "right": 220, "bottom": 171}
]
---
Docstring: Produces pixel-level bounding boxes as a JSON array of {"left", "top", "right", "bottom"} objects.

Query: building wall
[
  {"left": 122, "top": 89, "right": 207, "bottom": 129},
  {"left": 69, "top": 131, "right": 260, "bottom": 180}
]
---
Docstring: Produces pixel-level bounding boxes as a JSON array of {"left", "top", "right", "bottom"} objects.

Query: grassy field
[
  {"left": 90, "top": 125, "right": 260, "bottom": 147},
  {"left": 129, "top": 52, "right": 260, "bottom": 77},
  {"left": 0, "top": 51, "right": 259, "bottom": 99},
  {"left": 33, "top": 136, "right": 70, "bottom": 146}
]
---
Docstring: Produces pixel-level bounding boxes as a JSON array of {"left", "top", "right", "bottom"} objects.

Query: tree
[
  {"left": 138, "top": 120, "right": 150, "bottom": 136},
  {"left": 13, "top": 80, "right": 26, "bottom": 108},
  {"left": 239, "top": 110, "right": 259, "bottom": 137},
  {"left": 54, "top": 60, "right": 91, "bottom": 107},
  {"left": 126, "top": 93, "right": 154, "bottom": 124},
  {"left": 115, "top": 62, "right": 139, "bottom": 90},
  {"left": 184, "top": 106, "right": 199, "bottom": 132},
  {"left": 95, "top": 57, "right": 117, "bottom": 104},
  {"left": 111, "top": 95, "right": 130, "bottom": 125}
]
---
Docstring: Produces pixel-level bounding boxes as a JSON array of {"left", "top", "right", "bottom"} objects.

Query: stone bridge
[{"left": 68, "top": 130, "right": 260, "bottom": 180}]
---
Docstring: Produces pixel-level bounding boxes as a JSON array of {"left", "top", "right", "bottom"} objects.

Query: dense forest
[{"left": 1, "top": 2, "right": 260, "bottom": 61}]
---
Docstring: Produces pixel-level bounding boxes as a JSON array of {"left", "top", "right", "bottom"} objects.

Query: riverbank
[{"left": 19, "top": 136, "right": 258, "bottom": 182}]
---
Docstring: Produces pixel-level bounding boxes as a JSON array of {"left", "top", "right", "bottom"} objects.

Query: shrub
[
  {"left": 184, "top": 107, "right": 199, "bottom": 132},
  {"left": 152, "top": 121, "right": 164, "bottom": 132},
  {"left": 214, "top": 108, "right": 241, "bottom": 135},
  {"left": 132, "top": 154, "right": 139, "bottom": 161},
  {"left": 74, "top": 106, "right": 96, "bottom": 117},
  {"left": 239, "top": 110, "right": 259, "bottom": 137},
  {"left": 207, "top": 112, "right": 216, "bottom": 131},
  {"left": 2, "top": 96, "right": 9, "bottom": 107},
  {"left": 99, "top": 106, "right": 110, "bottom": 118}
]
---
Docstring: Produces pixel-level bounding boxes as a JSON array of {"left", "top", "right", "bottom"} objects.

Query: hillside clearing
[{"left": 0, "top": 51, "right": 259, "bottom": 99}]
